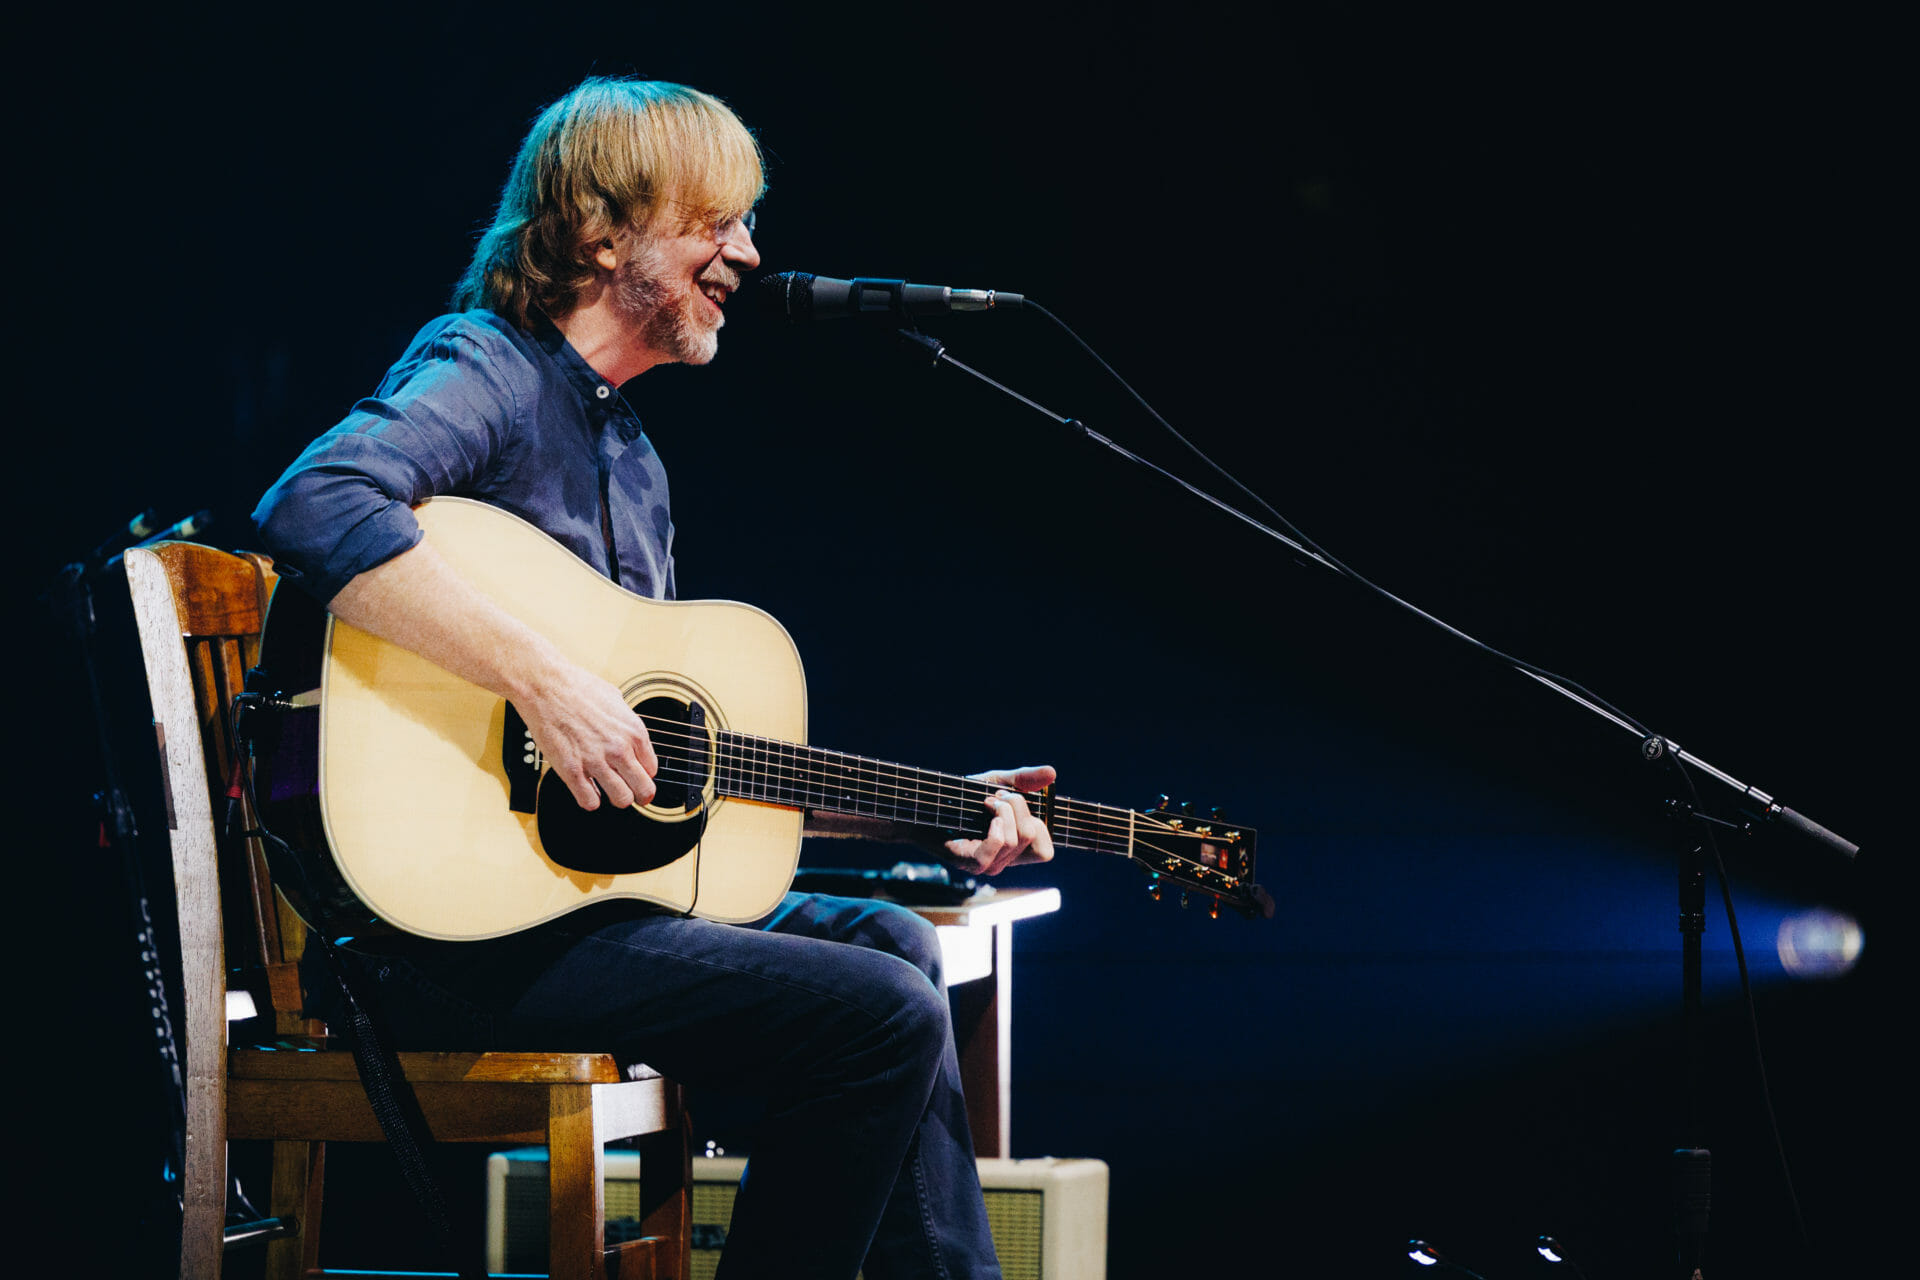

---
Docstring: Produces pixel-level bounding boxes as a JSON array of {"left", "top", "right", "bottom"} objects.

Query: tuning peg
[
  {"left": 1179, "top": 891, "right": 1190, "bottom": 909},
  {"left": 1209, "top": 897, "right": 1221, "bottom": 920},
  {"left": 1176, "top": 799, "right": 1192, "bottom": 814},
  {"left": 1147, "top": 874, "right": 1163, "bottom": 902},
  {"left": 1208, "top": 805, "right": 1222, "bottom": 820},
  {"left": 1155, "top": 793, "right": 1169, "bottom": 810}
]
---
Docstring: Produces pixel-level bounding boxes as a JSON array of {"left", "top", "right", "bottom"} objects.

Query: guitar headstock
[{"left": 1130, "top": 801, "right": 1274, "bottom": 920}]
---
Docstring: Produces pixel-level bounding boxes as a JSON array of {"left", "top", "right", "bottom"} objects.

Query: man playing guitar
[{"left": 254, "top": 76, "right": 1050, "bottom": 1280}]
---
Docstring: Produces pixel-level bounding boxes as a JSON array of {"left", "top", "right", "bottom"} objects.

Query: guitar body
[{"left": 257, "top": 497, "right": 808, "bottom": 940}]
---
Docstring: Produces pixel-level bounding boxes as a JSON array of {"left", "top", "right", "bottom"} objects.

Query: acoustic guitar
[{"left": 242, "top": 498, "right": 1270, "bottom": 941}]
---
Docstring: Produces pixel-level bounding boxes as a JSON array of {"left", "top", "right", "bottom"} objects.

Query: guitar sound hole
[{"left": 534, "top": 695, "right": 711, "bottom": 875}]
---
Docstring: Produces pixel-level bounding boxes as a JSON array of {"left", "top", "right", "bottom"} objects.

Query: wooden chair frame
[{"left": 126, "top": 540, "right": 688, "bottom": 1279}]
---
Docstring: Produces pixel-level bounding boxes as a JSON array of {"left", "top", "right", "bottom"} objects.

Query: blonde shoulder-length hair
[{"left": 452, "top": 77, "right": 765, "bottom": 328}]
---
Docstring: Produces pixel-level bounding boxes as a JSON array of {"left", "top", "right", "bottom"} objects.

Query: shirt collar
[{"left": 528, "top": 310, "right": 645, "bottom": 443}]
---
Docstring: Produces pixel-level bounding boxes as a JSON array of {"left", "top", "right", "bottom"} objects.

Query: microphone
[
  {"left": 85, "top": 508, "right": 160, "bottom": 566},
  {"left": 759, "top": 272, "right": 1025, "bottom": 323},
  {"left": 133, "top": 509, "right": 214, "bottom": 549},
  {"left": 101, "top": 509, "right": 215, "bottom": 572}
]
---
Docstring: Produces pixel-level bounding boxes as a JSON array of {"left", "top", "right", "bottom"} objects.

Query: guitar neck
[{"left": 710, "top": 730, "right": 1135, "bottom": 857}]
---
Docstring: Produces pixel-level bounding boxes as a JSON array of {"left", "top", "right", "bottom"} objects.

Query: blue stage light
[{"left": 1777, "top": 908, "right": 1864, "bottom": 978}]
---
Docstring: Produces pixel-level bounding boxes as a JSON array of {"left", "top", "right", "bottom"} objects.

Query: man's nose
[{"left": 721, "top": 224, "right": 760, "bottom": 271}]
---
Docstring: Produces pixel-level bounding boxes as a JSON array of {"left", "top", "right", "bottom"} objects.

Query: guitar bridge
[{"left": 502, "top": 702, "right": 543, "bottom": 814}]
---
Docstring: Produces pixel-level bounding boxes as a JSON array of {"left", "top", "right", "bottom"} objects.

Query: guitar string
[
  {"left": 634, "top": 719, "right": 1033, "bottom": 803},
  {"left": 547, "top": 719, "right": 1242, "bottom": 872},
  {"left": 526, "top": 736, "right": 1246, "bottom": 883},
  {"left": 643, "top": 735, "right": 1206, "bottom": 858},
  {"left": 623, "top": 716, "right": 1204, "bottom": 842},
  {"left": 514, "top": 696, "right": 1239, "bottom": 862},
  {"left": 570, "top": 759, "right": 1250, "bottom": 885},
  {"left": 631, "top": 757, "right": 1146, "bottom": 856},
  {"left": 558, "top": 719, "right": 1167, "bottom": 854},
  {"left": 602, "top": 720, "right": 1049, "bottom": 810},
  {"left": 619, "top": 722, "right": 1161, "bottom": 849}
]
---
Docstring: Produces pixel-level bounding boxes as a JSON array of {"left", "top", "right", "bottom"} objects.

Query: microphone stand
[
  {"left": 892, "top": 322, "right": 1853, "bottom": 1276},
  {"left": 1646, "top": 741, "right": 1737, "bottom": 1280}
]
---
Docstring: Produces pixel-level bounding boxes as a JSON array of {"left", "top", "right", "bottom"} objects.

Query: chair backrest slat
[{"left": 129, "top": 545, "right": 316, "bottom": 1074}]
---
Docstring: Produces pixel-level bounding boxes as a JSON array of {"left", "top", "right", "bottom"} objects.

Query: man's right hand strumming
[{"left": 513, "top": 659, "right": 659, "bottom": 810}]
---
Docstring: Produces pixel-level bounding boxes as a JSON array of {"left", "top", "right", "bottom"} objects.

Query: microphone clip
[{"left": 896, "top": 328, "right": 946, "bottom": 367}]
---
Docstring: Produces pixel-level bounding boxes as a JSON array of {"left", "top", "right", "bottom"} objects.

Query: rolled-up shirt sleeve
[{"left": 254, "top": 324, "right": 519, "bottom": 602}]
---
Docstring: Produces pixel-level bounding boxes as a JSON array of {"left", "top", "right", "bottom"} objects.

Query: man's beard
[{"left": 614, "top": 242, "right": 720, "bottom": 366}]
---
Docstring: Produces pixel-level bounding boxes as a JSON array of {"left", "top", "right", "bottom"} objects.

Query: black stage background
[{"left": 26, "top": 7, "right": 1894, "bottom": 1277}]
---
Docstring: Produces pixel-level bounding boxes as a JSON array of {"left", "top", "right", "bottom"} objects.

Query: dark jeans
[{"left": 318, "top": 893, "right": 1001, "bottom": 1280}]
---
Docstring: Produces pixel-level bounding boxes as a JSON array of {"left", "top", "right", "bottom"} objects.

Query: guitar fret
[
  {"left": 782, "top": 739, "right": 803, "bottom": 809},
  {"left": 824, "top": 745, "right": 853, "bottom": 814},
  {"left": 1053, "top": 798, "right": 1130, "bottom": 856},
  {"left": 712, "top": 734, "right": 1142, "bottom": 857},
  {"left": 899, "top": 761, "right": 930, "bottom": 828}
]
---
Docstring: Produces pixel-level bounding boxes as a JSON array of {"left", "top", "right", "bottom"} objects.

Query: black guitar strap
[{"left": 306, "top": 933, "right": 483, "bottom": 1278}]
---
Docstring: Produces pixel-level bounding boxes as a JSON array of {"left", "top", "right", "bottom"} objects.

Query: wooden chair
[{"left": 126, "top": 540, "right": 689, "bottom": 1280}]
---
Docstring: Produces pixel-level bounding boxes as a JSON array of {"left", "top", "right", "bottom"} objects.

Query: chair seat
[
  {"left": 232, "top": 1046, "right": 635, "bottom": 1084},
  {"left": 230, "top": 1046, "right": 677, "bottom": 1145}
]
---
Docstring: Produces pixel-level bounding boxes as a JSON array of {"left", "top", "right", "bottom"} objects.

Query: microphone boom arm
[{"left": 891, "top": 326, "right": 1858, "bottom": 862}]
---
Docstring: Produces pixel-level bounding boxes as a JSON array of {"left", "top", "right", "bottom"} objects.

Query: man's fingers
[
  {"left": 558, "top": 740, "right": 653, "bottom": 811},
  {"left": 1008, "top": 764, "right": 1057, "bottom": 792},
  {"left": 608, "top": 742, "right": 657, "bottom": 807},
  {"left": 630, "top": 721, "right": 660, "bottom": 776},
  {"left": 1018, "top": 804, "right": 1054, "bottom": 865},
  {"left": 563, "top": 768, "right": 601, "bottom": 811},
  {"left": 969, "top": 764, "right": 1053, "bottom": 791},
  {"left": 943, "top": 768, "right": 1061, "bottom": 876},
  {"left": 623, "top": 713, "right": 659, "bottom": 800},
  {"left": 519, "top": 667, "right": 662, "bottom": 812},
  {"left": 985, "top": 791, "right": 1031, "bottom": 875}
]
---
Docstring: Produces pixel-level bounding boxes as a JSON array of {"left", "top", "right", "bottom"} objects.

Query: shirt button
[{"left": 596, "top": 385, "right": 611, "bottom": 399}]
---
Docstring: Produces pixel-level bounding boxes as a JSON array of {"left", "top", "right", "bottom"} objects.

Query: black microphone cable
[{"left": 1021, "top": 297, "right": 1652, "bottom": 739}]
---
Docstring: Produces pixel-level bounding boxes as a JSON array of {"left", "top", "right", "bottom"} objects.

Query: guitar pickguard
[{"left": 529, "top": 691, "right": 714, "bottom": 875}]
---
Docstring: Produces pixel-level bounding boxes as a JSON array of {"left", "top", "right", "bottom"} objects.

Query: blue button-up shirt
[{"left": 253, "top": 310, "right": 676, "bottom": 603}]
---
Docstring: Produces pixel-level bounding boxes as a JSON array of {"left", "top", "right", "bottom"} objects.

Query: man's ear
[{"left": 593, "top": 238, "right": 620, "bottom": 273}]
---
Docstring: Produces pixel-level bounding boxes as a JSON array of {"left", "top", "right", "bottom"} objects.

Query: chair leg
[
  {"left": 548, "top": 1083, "right": 607, "bottom": 1280},
  {"left": 265, "top": 1139, "right": 323, "bottom": 1280},
  {"left": 181, "top": 1132, "right": 226, "bottom": 1280},
  {"left": 633, "top": 1099, "right": 690, "bottom": 1280}
]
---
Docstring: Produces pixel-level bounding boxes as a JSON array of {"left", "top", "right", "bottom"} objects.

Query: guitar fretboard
[{"left": 710, "top": 730, "right": 1135, "bottom": 857}]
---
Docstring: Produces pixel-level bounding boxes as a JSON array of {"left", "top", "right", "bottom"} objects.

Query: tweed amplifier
[{"left": 487, "top": 1149, "right": 1108, "bottom": 1279}]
